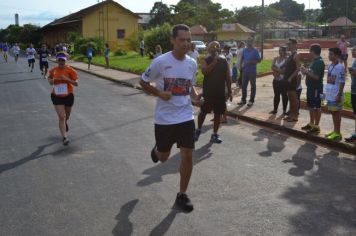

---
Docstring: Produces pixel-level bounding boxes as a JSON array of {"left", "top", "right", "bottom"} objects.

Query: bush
[
  {"left": 114, "top": 48, "right": 127, "bottom": 56},
  {"left": 73, "top": 37, "right": 105, "bottom": 56},
  {"left": 126, "top": 29, "right": 144, "bottom": 52},
  {"left": 144, "top": 23, "right": 172, "bottom": 56}
]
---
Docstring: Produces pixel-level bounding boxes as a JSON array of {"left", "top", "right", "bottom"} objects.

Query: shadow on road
[
  {"left": 281, "top": 150, "right": 356, "bottom": 235},
  {"left": 137, "top": 142, "right": 213, "bottom": 187},
  {"left": 149, "top": 209, "right": 181, "bottom": 236},
  {"left": 282, "top": 143, "right": 317, "bottom": 176},
  {"left": 0, "top": 77, "right": 42, "bottom": 84},
  {"left": 112, "top": 199, "right": 139, "bottom": 236},
  {"left": 252, "top": 129, "right": 288, "bottom": 157},
  {"left": 0, "top": 141, "right": 79, "bottom": 175},
  {"left": 0, "top": 71, "right": 29, "bottom": 77}
]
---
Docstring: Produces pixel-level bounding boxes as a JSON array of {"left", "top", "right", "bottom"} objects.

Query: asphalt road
[{"left": 0, "top": 57, "right": 355, "bottom": 236}]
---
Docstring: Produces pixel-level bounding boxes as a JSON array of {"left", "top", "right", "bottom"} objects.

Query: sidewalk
[{"left": 64, "top": 60, "right": 356, "bottom": 155}]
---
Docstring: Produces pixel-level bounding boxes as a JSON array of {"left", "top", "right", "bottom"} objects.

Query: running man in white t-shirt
[
  {"left": 140, "top": 24, "right": 202, "bottom": 212},
  {"left": 26, "top": 44, "right": 37, "bottom": 72}
]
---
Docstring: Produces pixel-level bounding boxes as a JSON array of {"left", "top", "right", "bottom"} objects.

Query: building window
[{"left": 117, "top": 29, "right": 125, "bottom": 39}]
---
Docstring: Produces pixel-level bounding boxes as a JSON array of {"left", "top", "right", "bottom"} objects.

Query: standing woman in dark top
[{"left": 284, "top": 38, "right": 301, "bottom": 122}]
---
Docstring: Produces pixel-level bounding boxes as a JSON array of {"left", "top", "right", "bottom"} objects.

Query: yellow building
[
  {"left": 216, "top": 23, "right": 256, "bottom": 42},
  {"left": 41, "top": 0, "right": 139, "bottom": 50}
]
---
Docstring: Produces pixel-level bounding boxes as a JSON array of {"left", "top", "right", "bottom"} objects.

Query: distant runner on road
[
  {"left": 26, "top": 44, "right": 36, "bottom": 72},
  {"left": 12, "top": 43, "right": 20, "bottom": 63},
  {"left": 38, "top": 44, "right": 51, "bottom": 78},
  {"left": 140, "top": 24, "right": 201, "bottom": 212},
  {"left": 47, "top": 52, "right": 79, "bottom": 146},
  {"left": 3, "top": 42, "right": 9, "bottom": 62}
]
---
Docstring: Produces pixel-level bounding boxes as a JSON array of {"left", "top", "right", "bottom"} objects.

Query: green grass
[{"left": 72, "top": 52, "right": 272, "bottom": 86}]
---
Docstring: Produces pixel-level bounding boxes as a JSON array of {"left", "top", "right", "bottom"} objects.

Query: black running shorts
[
  {"left": 201, "top": 97, "right": 226, "bottom": 115},
  {"left": 51, "top": 93, "right": 74, "bottom": 107},
  {"left": 155, "top": 120, "right": 195, "bottom": 152},
  {"left": 40, "top": 61, "right": 49, "bottom": 70}
]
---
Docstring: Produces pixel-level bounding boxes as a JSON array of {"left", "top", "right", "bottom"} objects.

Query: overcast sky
[{"left": 0, "top": 0, "right": 321, "bottom": 29}]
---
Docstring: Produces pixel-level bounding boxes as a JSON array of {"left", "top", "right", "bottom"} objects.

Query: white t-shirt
[
  {"left": 325, "top": 62, "right": 345, "bottom": 102},
  {"left": 236, "top": 48, "right": 244, "bottom": 69},
  {"left": 188, "top": 50, "right": 199, "bottom": 62},
  {"left": 26, "top": 48, "right": 36, "bottom": 59},
  {"left": 12, "top": 46, "right": 20, "bottom": 54},
  {"left": 142, "top": 51, "right": 197, "bottom": 125}
]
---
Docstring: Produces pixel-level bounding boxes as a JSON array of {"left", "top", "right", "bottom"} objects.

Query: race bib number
[
  {"left": 163, "top": 78, "right": 191, "bottom": 96},
  {"left": 41, "top": 58, "right": 48, "bottom": 62},
  {"left": 54, "top": 83, "right": 68, "bottom": 95}
]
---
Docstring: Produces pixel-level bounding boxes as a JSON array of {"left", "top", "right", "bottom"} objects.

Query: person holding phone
[{"left": 195, "top": 41, "right": 232, "bottom": 143}]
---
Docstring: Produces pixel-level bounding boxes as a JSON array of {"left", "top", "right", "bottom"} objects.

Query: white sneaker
[{"left": 247, "top": 101, "right": 254, "bottom": 106}]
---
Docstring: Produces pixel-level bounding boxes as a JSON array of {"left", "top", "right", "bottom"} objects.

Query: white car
[
  {"left": 191, "top": 41, "right": 206, "bottom": 53},
  {"left": 229, "top": 47, "right": 238, "bottom": 56}
]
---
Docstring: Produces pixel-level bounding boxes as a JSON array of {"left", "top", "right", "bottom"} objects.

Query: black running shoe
[
  {"left": 151, "top": 145, "right": 158, "bottom": 163},
  {"left": 63, "top": 137, "right": 70, "bottom": 146},
  {"left": 175, "top": 193, "right": 194, "bottom": 212}
]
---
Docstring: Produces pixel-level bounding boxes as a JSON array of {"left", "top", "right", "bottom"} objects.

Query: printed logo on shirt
[
  {"left": 144, "top": 68, "right": 151, "bottom": 77},
  {"left": 164, "top": 78, "right": 191, "bottom": 96},
  {"left": 164, "top": 66, "right": 173, "bottom": 70}
]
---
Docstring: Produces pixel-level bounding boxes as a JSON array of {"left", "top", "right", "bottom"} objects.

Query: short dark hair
[
  {"left": 288, "top": 38, "right": 298, "bottom": 44},
  {"left": 279, "top": 46, "right": 287, "bottom": 53},
  {"left": 329, "top": 47, "right": 342, "bottom": 57},
  {"left": 310, "top": 44, "right": 321, "bottom": 55},
  {"left": 172, "top": 24, "right": 190, "bottom": 38}
]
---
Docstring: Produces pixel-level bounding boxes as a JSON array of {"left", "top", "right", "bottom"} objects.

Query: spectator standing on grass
[
  {"left": 153, "top": 44, "right": 162, "bottom": 59},
  {"left": 238, "top": 37, "right": 261, "bottom": 107},
  {"left": 270, "top": 46, "right": 288, "bottom": 115},
  {"left": 345, "top": 46, "right": 356, "bottom": 143},
  {"left": 87, "top": 44, "right": 93, "bottom": 70},
  {"left": 140, "top": 39, "right": 145, "bottom": 57},
  {"left": 300, "top": 44, "right": 325, "bottom": 135},
  {"left": 104, "top": 43, "right": 110, "bottom": 68},
  {"left": 337, "top": 35, "right": 350, "bottom": 72}
]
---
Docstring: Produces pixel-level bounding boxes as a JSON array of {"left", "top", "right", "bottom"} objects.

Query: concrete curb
[{"left": 226, "top": 110, "right": 356, "bottom": 156}]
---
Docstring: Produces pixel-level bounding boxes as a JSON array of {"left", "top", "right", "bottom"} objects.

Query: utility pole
[{"left": 260, "top": 0, "right": 264, "bottom": 59}]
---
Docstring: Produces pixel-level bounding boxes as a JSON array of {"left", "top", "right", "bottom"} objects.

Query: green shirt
[{"left": 306, "top": 56, "right": 325, "bottom": 90}]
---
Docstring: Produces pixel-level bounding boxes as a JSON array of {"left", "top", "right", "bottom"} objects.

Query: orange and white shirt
[{"left": 49, "top": 65, "right": 78, "bottom": 97}]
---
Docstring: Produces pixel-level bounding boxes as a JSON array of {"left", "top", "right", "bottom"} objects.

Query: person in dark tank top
[
  {"left": 283, "top": 38, "right": 301, "bottom": 122},
  {"left": 195, "top": 41, "right": 232, "bottom": 144}
]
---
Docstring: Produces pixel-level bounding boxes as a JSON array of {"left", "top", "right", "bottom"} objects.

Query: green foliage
[
  {"left": 73, "top": 37, "right": 105, "bottom": 56},
  {"left": 171, "top": 0, "right": 234, "bottom": 31},
  {"left": 144, "top": 23, "right": 172, "bottom": 56},
  {"left": 319, "top": 0, "right": 356, "bottom": 22},
  {"left": 0, "top": 24, "right": 42, "bottom": 47},
  {"left": 126, "top": 30, "right": 144, "bottom": 51},
  {"left": 235, "top": 6, "right": 282, "bottom": 30},
  {"left": 269, "top": 0, "right": 305, "bottom": 21},
  {"left": 114, "top": 48, "right": 127, "bottom": 56},
  {"left": 149, "top": 2, "right": 172, "bottom": 27}
]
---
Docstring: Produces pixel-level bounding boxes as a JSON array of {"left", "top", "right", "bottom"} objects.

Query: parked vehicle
[
  {"left": 191, "top": 41, "right": 206, "bottom": 53},
  {"left": 230, "top": 47, "right": 238, "bottom": 56}
]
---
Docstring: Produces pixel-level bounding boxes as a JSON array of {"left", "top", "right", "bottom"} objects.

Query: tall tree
[
  {"left": 318, "top": 0, "right": 356, "bottom": 22},
  {"left": 269, "top": 0, "right": 305, "bottom": 21},
  {"left": 235, "top": 6, "right": 282, "bottom": 30},
  {"left": 149, "top": 2, "right": 172, "bottom": 27},
  {"left": 171, "top": 0, "right": 234, "bottom": 31}
]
